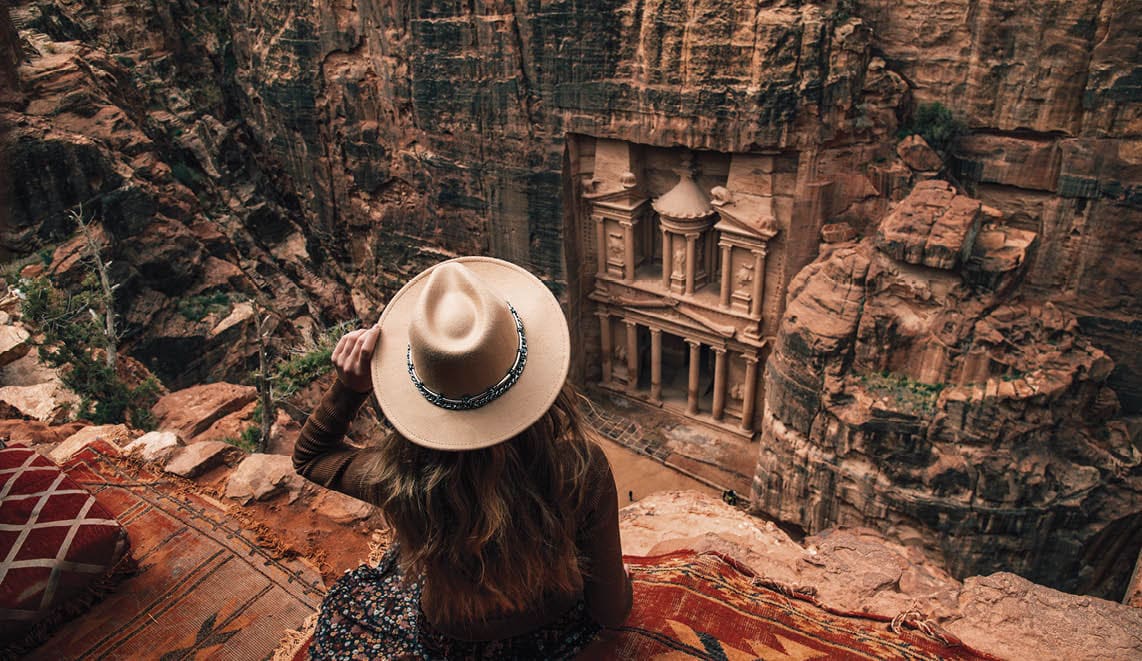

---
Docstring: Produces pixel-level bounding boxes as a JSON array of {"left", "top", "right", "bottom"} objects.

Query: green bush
[
  {"left": 858, "top": 371, "right": 945, "bottom": 416},
  {"left": 176, "top": 291, "right": 232, "bottom": 321},
  {"left": 221, "top": 427, "right": 259, "bottom": 453},
  {"left": 21, "top": 276, "right": 160, "bottom": 428},
  {"left": 899, "top": 102, "right": 967, "bottom": 154},
  {"left": 271, "top": 321, "right": 356, "bottom": 399}
]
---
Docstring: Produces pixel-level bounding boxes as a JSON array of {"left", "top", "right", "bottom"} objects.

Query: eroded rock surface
[
  {"left": 2, "top": 0, "right": 1136, "bottom": 410},
  {"left": 225, "top": 453, "right": 304, "bottom": 504},
  {"left": 123, "top": 430, "right": 182, "bottom": 463},
  {"left": 163, "top": 440, "right": 236, "bottom": 479},
  {"left": 753, "top": 184, "right": 1141, "bottom": 599},
  {"left": 152, "top": 383, "right": 257, "bottom": 443},
  {"left": 623, "top": 491, "right": 1142, "bottom": 661}
]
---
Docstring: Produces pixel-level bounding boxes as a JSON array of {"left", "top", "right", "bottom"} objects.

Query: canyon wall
[
  {"left": 753, "top": 181, "right": 1140, "bottom": 599},
  {"left": 1, "top": 0, "right": 1138, "bottom": 594}
]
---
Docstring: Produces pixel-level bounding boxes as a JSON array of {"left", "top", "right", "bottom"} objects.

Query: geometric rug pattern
[
  {"left": 579, "top": 550, "right": 996, "bottom": 660},
  {"left": 25, "top": 441, "right": 324, "bottom": 660},
  {"left": 0, "top": 445, "right": 131, "bottom": 649}
]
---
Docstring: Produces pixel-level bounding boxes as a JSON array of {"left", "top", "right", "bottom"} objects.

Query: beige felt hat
[{"left": 371, "top": 256, "right": 570, "bottom": 451}]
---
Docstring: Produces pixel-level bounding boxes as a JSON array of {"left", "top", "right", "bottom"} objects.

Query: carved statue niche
[
  {"left": 614, "top": 342, "right": 627, "bottom": 363},
  {"left": 672, "top": 244, "right": 686, "bottom": 277},
  {"left": 607, "top": 233, "right": 624, "bottom": 259},
  {"left": 735, "top": 262, "right": 754, "bottom": 291},
  {"left": 729, "top": 381, "right": 745, "bottom": 400}
]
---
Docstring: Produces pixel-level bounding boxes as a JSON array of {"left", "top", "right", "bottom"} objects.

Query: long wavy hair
[{"left": 360, "top": 383, "right": 595, "bottom": 623}]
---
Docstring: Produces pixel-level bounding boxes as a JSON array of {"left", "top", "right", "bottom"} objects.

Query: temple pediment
[{"left": 712, "top": 191, "right": 779, "bottom": 240}]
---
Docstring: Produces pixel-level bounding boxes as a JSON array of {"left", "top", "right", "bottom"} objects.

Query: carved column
[
  {"left": 719, "top": 242, "right": 733, "bottom": 309},
  {"left": 595, "top": 217, "right": 606, "bottom": 277},
  {"left": 625, "top": 320, "right": 639, "bottom": 391},
  {"left": 749, "top": 248, "right": 767, "bottom": 318},
  {"left": 661, "top": 228, "right": 672, "bottom": 289},
  {"left": 622, "top": 220, "right": 635, "bottom": 282},
  {"left": 686, "top": 339, "right": 701, "bottom": 415},
  {"left": 712, "top": 348, "right": 727, "bottom": 421},
  {"left": 740, "top": 353, "right": 759, "bottom": 431},
  {"left": 650, "top": 328, "right": 662, "bottom": 402},
  {"left": 598, "top": 313, "right": 612, "bottom": 385},
  {"left": 685, "top": 233, "right": 698, "bottom": 296}
]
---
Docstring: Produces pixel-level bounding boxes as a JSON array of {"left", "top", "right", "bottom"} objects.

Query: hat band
[{"left": 406, "top": 303, "right": 528, "bottom": 411}]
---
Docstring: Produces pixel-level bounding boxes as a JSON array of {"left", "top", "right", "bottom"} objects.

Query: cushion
[{"left": 0, "top": 445, "right": 131, "bottom": 651}]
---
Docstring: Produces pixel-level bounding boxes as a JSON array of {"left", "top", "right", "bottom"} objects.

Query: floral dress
[{"left": 309, "top": 549, "right": 601, "bottom": 660}]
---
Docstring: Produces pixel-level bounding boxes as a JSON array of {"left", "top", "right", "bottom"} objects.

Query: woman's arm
[
  {"left": 292, "top": 326, "right": 381, "bottom": 500},
  {"left": 580, "top": 445, "right": 634, "bottom": 627},
  {"left": 292, "top": 379, "right": 371, "bottom": 486}
]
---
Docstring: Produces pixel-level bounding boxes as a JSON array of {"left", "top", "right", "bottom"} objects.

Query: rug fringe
[{"left": 271, "top": 612, "right": 319, "bottom": 661}]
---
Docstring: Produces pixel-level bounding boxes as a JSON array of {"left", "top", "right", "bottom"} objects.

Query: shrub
[
  {"left": 176, "top": 291, "right": 232, "bottom": 321},
  {"left": 221, "top": 427, "right": 259, "bottom": 453},
  {"left": 272, "top": 321, "right": 356, "bottom": 399},
  {"left": 899, "top": 102, "right": 967, "bottom": 154},
  {"left": 21, "top": 275, "right": 160, "bottom": 428},
  {"left": 858, "top": 371, "right": 945, "bottom": 416}
]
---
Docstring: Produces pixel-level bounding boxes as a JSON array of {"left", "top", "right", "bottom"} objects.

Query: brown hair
[{"left": 361, "top": 383, "right": 594, "bottom": 623}]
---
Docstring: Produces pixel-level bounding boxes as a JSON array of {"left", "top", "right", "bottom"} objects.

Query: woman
[{"left": 294, "top": 257, "right": 633, "bottom": 659}]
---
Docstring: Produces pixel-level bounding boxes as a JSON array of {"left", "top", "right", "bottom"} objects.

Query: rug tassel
[
  {"left": 271, "top": 612, "right": 319, "bottom": 661},
  {"left": 890, "top": 610, "right": 964, "bottom": 647}
]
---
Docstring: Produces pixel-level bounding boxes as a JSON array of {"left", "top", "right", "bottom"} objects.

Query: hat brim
[{"left": 371, "top": 256, "right": 570, "bottom": 451}]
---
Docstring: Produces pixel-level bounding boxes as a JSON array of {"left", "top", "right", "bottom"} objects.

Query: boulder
[
  {"left": 875, "top": 180, "right": 981, "bottom": 269},
  {"left": 49, "top": 424, "right": 132, "bottom": 463},
  {"left": 0, "top": 382, "right": 77, "bottom": 423},
  {"left": 152, "top": 383, "right": 257, "bottom": 443},
  {"left": 0, "top": 324, "right": 31, "bottom": 367},
  {"left": 225, "top": 453, "right": 304, "bottom": 504},
  {"left": 947, "top": 572, "right": 1142, "bottom": 661},
  {"left": 123, "top": 430, "right": 182, "bottom": 463},
  {"left": 896, "top": 134, "right": 943, "bottom": 172},
  {"left": 187, "top": 401, "right": 257, "bottom": 446},
  {"left": 163, "top": 441, "right": 236, "bottom": 479},
  {"left": 311, "top": 489, "right": 375, "bottom": 525}
]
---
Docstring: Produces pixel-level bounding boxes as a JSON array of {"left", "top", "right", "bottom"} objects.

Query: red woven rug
[
  {"left": 26, "top": 441, "right": 325, "bottom": 660},
  {"left": 581, "top": 551, "right": 994, "bottom": 660},
  {"left": 284, "top": 549, "right": 995, "bottom": 660}
]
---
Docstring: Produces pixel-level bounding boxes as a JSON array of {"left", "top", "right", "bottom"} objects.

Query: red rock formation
[
  {"left": 0, "top": 0, "right": 18, "bottom": 95},
  {"left": 1, "top": 0, "right": 1138, "bottom": 605},
  {"left": 753, "top": 183, "right": 1140, "bottom": 599}
]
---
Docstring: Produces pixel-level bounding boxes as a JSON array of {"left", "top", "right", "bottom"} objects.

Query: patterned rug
[
  {"left": 581, "top": 551, "right": 994, "bottom": 660},
  {"left": 280, "top": 549, "right": 995, "bottom": 660},
  {"left": 26, "top": 441, "right": 325, "bottom": 660},
  {"left": 0, "top": 445, "right": 131, "bottom": 656}
]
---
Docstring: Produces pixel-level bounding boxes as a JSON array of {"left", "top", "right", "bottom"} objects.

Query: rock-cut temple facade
[{"left": 572, "top": 138, "right": 800, "bottom": 438}]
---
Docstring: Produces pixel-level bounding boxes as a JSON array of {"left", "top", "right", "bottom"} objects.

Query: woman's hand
[{"left": 332, "top": 324, "right": 382, "bottom": 393}]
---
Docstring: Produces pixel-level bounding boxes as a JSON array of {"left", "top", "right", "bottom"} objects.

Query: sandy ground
[{"left": 597, "top": 436, "right": 719, "bottom": 507}]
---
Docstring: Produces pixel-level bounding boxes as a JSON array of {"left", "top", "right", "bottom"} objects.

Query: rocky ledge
[
  {"left": 752, "top": 181, "right": 1142, "bottom": 599},
  {"left": 626, "top": 491, "right": 1142, "bottom": 661}
]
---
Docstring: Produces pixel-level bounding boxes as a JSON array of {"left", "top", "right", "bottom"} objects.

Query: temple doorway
[{"left": 656, "top": 332, "right": 715, "bottom": 415}]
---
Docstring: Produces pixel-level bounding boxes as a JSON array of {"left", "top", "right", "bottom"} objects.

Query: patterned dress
[{"left": 309, "top": 549, "right": 602, "bottom": 660}]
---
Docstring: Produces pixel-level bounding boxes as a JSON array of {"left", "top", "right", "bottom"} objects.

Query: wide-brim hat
[{"left": 371, "top": 256, "right": 570, "bottom": 451}]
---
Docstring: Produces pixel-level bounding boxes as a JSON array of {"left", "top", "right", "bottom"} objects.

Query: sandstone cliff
[
  {"left": 753, "top": 181, "right": 1141, "bottom": 599},
  {"left": 1, "top": 0, "right": 1139, "bottom": 604},
  {"left": 2, "top": 0, "right": 1137, "bottom": 401}
]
